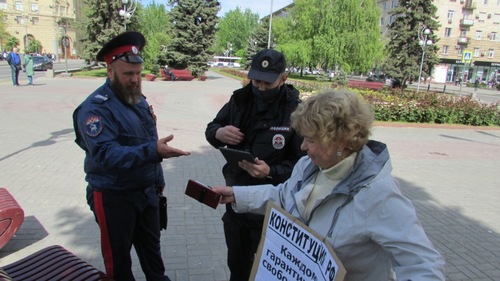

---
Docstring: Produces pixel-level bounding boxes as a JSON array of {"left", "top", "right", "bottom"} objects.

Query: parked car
[
  {"left": 366, "top": 74, "right": 385, "bottom": 83},
  {"left": 32, "top": 56, "right": 53, "bottom": 71}
]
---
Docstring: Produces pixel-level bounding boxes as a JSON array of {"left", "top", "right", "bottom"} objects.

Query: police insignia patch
[
  {"left": 85, "top": 116, "right": 103, "bottom": 137},
  {"left": 272, "top": 134, "right": 285, "bottom": 150},
  {"left": 262, "top": 60, "right": 269, "bottom": 68}
]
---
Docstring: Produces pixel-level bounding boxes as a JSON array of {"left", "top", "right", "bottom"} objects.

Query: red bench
[
  {"left": 0, "top": 245, "right": 107, "bottom": 281},
  {"left": 347, "top": 80, "right": 384, "bottom": 90},
  {"left": 0, "top": 188, "right": 24, "bottom": 249},
  {"left": 161, "top": 69, "right": 195, "bottom": 81}
]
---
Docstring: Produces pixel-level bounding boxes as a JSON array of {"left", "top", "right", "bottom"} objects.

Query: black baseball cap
[
  {"left": 96, "top": 31, "right": 146, "bottom": 64},
  {"left": 248, "top": 49, "right": 286, "bottom": 83}
]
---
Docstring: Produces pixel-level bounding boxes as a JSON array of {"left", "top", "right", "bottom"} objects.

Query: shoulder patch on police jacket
[
  {"left": 91, "top": 94, "right": 109, "bottom": 104},
  {"left": 85, "top": 116, "right": 103, "bottom": 137}
]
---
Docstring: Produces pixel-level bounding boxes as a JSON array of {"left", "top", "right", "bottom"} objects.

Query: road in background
[{"left": 0, "top": 59, "right": 88, "bottom": 83}]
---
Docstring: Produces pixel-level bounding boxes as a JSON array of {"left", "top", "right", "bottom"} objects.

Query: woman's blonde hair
[{"left": 291, "top": 89, "right": 374, "bottom": 152}]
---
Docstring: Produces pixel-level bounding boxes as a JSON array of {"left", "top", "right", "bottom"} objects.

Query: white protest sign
[{"left": 250, "top": 202, "right": 346, "bottom": 281}]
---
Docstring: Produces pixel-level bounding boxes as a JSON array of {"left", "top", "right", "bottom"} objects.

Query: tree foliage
[
  {"left": 0, "top": 10, "right": 11, "bottom": 52},
  {"left": 244, "top": 21, "right": 270, "bottom": 69},
  {"left": 79, "top": 0, "right": 141, "bottom": 65},
  {"left": 27, "top": 39, "right": 43, "bottom": 54},
  {"left": 4, "top": 37, "right": 20, "bottom": 52},
  {"left": 167, "top": 0, "right": 220, "bottom": 77},
  {"left": 383, "top": 0, "right": 440, "bottom": 86},
  {"left": 137, "top": 2, "right": 172, "bottom": 71},
  {"left": 273, "top": 0, "right": 383, "bottom": 74},
  {"left": 215, "top": 7, "right": 259, "bottom": 56}
]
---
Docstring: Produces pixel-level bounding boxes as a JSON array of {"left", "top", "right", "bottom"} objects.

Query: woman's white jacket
[{"left": 232, "top": 140, "right": 445, "bottom": 281}]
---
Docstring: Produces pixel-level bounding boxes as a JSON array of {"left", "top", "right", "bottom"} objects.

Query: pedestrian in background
[
  {"left": 474, "top": 78, "right": 480, "bottom": 91},
  {"left": 163, "top": 65, "right": 176, "bottom": 81},
  {"left": 205, "top": 48, "right": 305, "bottom": 281},
  {"left": 73, "top": 31, "right": 190, "bottom": 281},
  {"left": 212, "top": 89, "right": 446, "bottom": 281},
  {"left": 6, "top": 48, "right": 21, "bottom": 86},
  {"left": 23, "top": 52, "right": 34, "bottom": 85}
]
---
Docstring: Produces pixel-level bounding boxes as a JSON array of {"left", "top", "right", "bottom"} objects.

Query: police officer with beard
[
  {"left": 73, "top": 31, "right": 190, "bottom": 281},
  {"left": 205, "top": 49, "right": 305, "bottom": 281}
]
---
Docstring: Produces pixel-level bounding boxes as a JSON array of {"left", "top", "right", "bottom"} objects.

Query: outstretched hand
[
  {"left": 157, "top": 134, "right": 191, "bottom": 159},
  {"left": 211, "top": 186, "right": 235, "bottom": 204}
]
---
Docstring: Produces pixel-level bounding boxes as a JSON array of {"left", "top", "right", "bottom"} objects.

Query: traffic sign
[{"left": 462, "top": 51, "right": 472, "bottom": 63}]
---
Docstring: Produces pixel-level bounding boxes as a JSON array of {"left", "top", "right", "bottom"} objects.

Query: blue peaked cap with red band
[{"left": 96, "top": 31, "right": 146, "bottom": 64}]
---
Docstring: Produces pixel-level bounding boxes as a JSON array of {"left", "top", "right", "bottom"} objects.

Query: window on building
[
  {"left": 493, "top": 13, "right": 500, "bottom": 24},
  {"left": 447, "top": 10, "right": 455, "bottom": 20},
  {"left": 0, "top": 0, "right": 7, "bottom": 10},
  {"left": 31, "top": 16, "right": 39, "bottom": 25},
  {"left": 445, "top": 28, "right": 452, "bottom": 37},
  {"left": 15, "top": 1, "right": 23, "bottom": 11},
  {"left": 382, "top": 2, "right": 386, "bottom": 10},
  {"left": 380, "top": 17, "right": 385, "bottom": 26},
  {"left": 457, "top": 46, "right": 463, "bottom": 55},
  {"left": 491, "top": 32, "right": 497, "bottom": 40},
  {"left": 31, "top": 3, "right": 38, "bottom": 12},
  {"left": 474, "top": 48, "right": 480, "bottom": 57},
  {"left": 460, "top": 30, "right": 467, "bottom": 37},
  {"left": 488, "top": 49, "right": 494, "bottom": 58},
  {"left": 391, "top": 0, "right": 396, "bottom": 8},
  {"left": 442, "top": 45, "right": 449, "bottom": 54},
  {"left": 475, "top": 30, "right": 482, "bottom": 40},
  {"left": 15, "top": 15, "right": 25, "bottom": 24},
  {"left": 478, "top": 12, "right": 487, "bottom": 22}
]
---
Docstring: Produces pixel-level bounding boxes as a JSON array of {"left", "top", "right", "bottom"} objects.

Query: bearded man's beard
[{"left": 111, "top": 74, "right": 142, "bottom": 105}]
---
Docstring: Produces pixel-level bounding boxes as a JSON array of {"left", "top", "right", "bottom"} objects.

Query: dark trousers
[
  {"left": 222, "top": 206, "right": 264, "bottom": 281},
  {"left": 88, "top": 186, "right": 170, "bottom": 281},
  {"left": 10, "top": 64, "right": 19, "bottom": 86}
]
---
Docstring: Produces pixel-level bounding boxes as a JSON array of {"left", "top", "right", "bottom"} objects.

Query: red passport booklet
[{"left": 185, "top": 179, "right": 221, "bottom": 209}]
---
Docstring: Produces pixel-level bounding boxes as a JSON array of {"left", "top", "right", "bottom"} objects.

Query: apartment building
[
  {"left": 379, "top": 0, "right": 500, "bottom": 83},
  {"left": 0, "top": 0, "right": 81, "bottom": 58}
]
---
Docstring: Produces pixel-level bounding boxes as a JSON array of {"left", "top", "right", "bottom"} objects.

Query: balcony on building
[
  {"left": 457, "top": 37, "right": 470, "bottom": 44},
  {"left": 463, "top": 0, "right": 476, "bottom": 10},
  {"left": 460, "top": 19, "right": 474, "bottom": 27}
]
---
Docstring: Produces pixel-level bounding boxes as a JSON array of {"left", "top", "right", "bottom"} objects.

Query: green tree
[
  {"left": 167, "top": 0, "right": 220, "bottom": 77},
  {"left": 0, "top": 10, "right": 10, "bottom": 52},
  {"left": 5, "top": 37, "right": 20, "bottom": 52},
  {"left": 272, "top": 15, "right": 312, "bottom": 75},
  {"left": 27, "top": 39, "right": 43, "bottom": 54},
  {"left": 383, "top": 0, "right": 440, "bottom": 87},
  {"left": 79, "top": 0, "right": 142, "bottom": 65},
  {"left": 244, "top": 22, "right": 269, "bottom": 69},
  {"left": 137, "top": 2, "right": 172, "bottom": 71},
  {"left": 274, "top": 0, "right": 383, "bottom": 75},
  {"left": 215, "top": 7, "right": 259, "bottom": 56}
]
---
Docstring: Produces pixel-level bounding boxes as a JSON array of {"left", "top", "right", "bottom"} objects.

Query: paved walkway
[{"left": 0, "top": 72, "right": 499, "bottom": 281}]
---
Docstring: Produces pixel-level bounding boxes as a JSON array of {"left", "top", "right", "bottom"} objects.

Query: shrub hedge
[{"left": 220, "top": 68, "right": 500, "bottom": 127}]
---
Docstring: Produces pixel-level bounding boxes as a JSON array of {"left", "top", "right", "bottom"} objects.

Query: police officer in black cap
[
  {"left": 205, "top": 49, "right": 305, "bottom": 281},
  {"left": 73, "top": 31, "right": 190, "bottom": 281}
]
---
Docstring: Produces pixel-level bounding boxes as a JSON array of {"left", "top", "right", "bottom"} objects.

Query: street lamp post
[
  {"left": 417, "top": 24, "right": 432, "bottom": 93},
  {"left": 268, "top": 0, "right": 273, "bottom": 49},
  {"left": 119, "top": 0, "right": 137, "bottom": 31},
  {"left": 227, "top": 43, "right": 232, "bottom": 58}
]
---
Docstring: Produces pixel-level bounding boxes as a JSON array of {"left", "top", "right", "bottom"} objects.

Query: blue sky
[{"left": 141, "top": 0, "right": 293, "bottom": 18}]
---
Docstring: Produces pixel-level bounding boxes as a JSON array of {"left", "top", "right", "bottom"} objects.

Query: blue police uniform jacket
[{"left": 73, "top": 78, "right": 164, "bottom": 191}]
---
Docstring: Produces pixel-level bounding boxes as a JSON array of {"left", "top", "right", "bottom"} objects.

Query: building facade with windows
[
  {"left": 0, "top": 0, "right": 82, "bottom": 58},
  {"left": 378, "top": 0, "right": 500, "bottom": 84}
]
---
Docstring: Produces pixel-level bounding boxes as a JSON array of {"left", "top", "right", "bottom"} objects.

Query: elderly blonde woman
[{"left": 213, "top": 89, "right": 445, "bottom": 280}]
